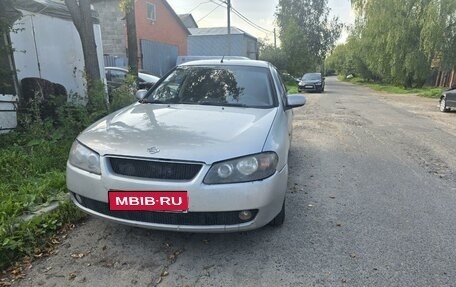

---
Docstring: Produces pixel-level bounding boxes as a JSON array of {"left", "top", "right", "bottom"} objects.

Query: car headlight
[
  {"left": 203, "top": 152, "right": 278, "bottom": 184},
  {"left": 69, "top": 141, "right": 101, "bottom": 175},
  {"left": 315, "top": 82, "right": 322, "bottom": 85}
]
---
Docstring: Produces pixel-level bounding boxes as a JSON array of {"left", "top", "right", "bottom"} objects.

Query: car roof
[{"left": 180, "top": 59, "right": 271, "bottom": 68}]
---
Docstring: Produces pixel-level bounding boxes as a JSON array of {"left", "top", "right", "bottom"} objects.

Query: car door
[
  {"left": 107, "top": 69, "right": 127, "bottom": 89},
  {"left": 270, "top": 66, "right": 293, "bottom": 142},
  {"left": 446, "top": 88, "right": 456, "bottom": 108}
]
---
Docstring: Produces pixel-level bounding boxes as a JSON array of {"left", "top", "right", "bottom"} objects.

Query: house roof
[
  {"left": 188, "top": 27, "right": 257, "bottom": 40},
  {"left": 163, "top": 0, "right": 190, "bottom": 35},
  {"left": 14, "top": 0, "right": 99, "bottom": 23},
  {"left": 178, "top": 13, "right": 198, "bottom": 28}
]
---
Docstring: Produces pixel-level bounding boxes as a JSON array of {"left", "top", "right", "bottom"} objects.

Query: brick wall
[
  {"left": 135, "top": 0, "right": 187, "bottom": 56},
  {"left": 92, "top": 1, "right": 126, "bottom": 55}
]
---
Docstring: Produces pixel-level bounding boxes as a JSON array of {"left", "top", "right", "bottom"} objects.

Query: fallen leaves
[
  {"left": 70, "top": 253, "right": 84, "bottom": 259},
  {"left": 68, "top": 272, "right": 77, "bottom": 280}
]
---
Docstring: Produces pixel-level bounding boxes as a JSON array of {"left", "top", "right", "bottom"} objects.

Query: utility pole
[{"left": 227, "top": 0, "right": 231, "bottom": 56}]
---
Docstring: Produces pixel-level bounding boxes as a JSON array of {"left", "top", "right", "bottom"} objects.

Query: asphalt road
[{"left": 13, "top": 77, "right": 456, "bottom": 287}]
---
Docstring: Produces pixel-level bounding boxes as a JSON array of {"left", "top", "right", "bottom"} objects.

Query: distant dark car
[
  {"left": 298, "top": 73, "right": 325, "bottom": 93},
  {"left": 440, "top": 87, "right": 456, "bottom": 112},
  {"left": 105, "top": 67, "right": 160, "bottom": 91}
]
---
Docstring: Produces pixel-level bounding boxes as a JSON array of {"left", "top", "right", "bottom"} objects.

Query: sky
[{"left": 167, "top": 0, "right": 355, "bottom": 44}]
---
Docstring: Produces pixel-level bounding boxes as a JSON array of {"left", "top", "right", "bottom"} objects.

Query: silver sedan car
[{"left": 67, "top": 59, "right": 306, "bottom": 232}]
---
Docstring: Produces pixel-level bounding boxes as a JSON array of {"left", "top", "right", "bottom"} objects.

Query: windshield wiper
[
  {"left": 198, "top": 101, "right": 247, "bottom": 107},
  {"left": 141, "top": 99, "right": 168, "bottom": 104}
]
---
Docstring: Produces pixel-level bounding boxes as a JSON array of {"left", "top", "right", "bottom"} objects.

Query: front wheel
[{"left": 440, "top": 97, "right": 449, "bottom": 112}]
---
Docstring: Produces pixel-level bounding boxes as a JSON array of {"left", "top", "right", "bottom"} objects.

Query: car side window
[{"left": 110, "top": 70, "right": 127, "bottom": 83}]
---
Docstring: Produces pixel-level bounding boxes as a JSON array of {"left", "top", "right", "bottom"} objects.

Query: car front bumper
[
  {"left": 298, "top": 84, "right": 323, "bottom": 92},
  {"left": 67, "top": 160, "right": 288, "bottom": 232}
]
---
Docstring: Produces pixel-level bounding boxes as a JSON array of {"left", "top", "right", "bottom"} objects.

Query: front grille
[
  {"left": 76, "top": 194, "right": 258, "bottom": 226},
  {"left": 109, "top": 157, "right": 203, "bottom": 180}
]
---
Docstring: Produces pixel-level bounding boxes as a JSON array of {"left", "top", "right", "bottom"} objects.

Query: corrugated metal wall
[
  {"left": 140, "top": 39, "right": 178, "bottom": 77},
  {"left": 188, "top": 34, "right": 257, "bottom": 59},
  {"left": 103, "top": 54, "right": 128, "bottom": 68}
]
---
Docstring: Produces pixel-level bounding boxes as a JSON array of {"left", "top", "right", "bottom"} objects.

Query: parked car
[
  {"left": 105, "top": 67, "right": 160, "bottom": 91},
  {"left": 298, "top": 73, "right": 325, "bottom": 93},
  {"left": 439, "top": 86, "right": 456, "bottom": 112},
  {"left": 67, "top": 59, "right": 306, "bottom": 232}
]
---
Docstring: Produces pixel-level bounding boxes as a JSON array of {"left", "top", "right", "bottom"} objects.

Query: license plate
[
  {"left": 305, "top": 85, "right": 313, "bottom": 88},
  {"left": 109, "top": 191, "right": 188, "bottom": 211}
]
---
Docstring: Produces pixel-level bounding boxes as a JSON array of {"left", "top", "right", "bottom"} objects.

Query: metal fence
[
  {"left": 140, "top": 40, "right": 178, "bottom": 77},
  {"left": 103, "top": 54, "right": 128, "bottom": 68}
]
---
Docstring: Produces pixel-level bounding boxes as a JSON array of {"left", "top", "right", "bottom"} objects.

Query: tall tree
[
  {"left": 258, "top": 41, "right": 288, "bottom": 71},
  {"left": 64, "top": 0, "right": 101, "bottom": 85},
  {"left": 120, "top": 0, "right": 138, "bottom": 77},
  {"left": 276, "top": 0, "right": 342, "bottom": 75},
  {"left": 347, "top": 0, "right": 456, "bottom": 88}
]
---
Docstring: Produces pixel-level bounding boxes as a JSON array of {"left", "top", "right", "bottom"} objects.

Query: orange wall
[{"left": 135, "top": 0, "right": 188, "bottom": 56}]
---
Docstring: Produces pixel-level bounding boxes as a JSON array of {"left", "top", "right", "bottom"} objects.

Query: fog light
[{"left": 238, "top": 210, "right": 252, "bottom": 221}]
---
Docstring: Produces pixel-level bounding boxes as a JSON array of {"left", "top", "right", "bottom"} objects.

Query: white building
[{"left": 0, "top": 0, "right": 105, "bottom": 132}]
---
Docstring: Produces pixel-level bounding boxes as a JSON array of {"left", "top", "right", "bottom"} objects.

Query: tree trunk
[
  {"left": 125, "top": 2, "right": 138, "bottom": 77},
  {"left": 64, "top": 0, "right": 101, "bottom": 86}
]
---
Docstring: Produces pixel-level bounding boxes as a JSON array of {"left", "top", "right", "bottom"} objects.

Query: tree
[
  {"left": 64, "top": 0, "right": 101, "bottom": 86},
  {"left": 120, "top": 0, "right": 138, "bottom": 77},
  {"left": 258, "top": 41, "right": 288, "bottom": 71},
  {"left": 348, "top": 0, "right": 456, "bottom": 88},
  {"left": 276, "top": 0, "right": 342, "bottom": 75},
  {"left": 0, "top": 0, "right": 21, "bottom": 95}
]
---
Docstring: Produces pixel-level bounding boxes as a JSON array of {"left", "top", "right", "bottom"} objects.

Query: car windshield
[
  {"left": 302, "top": 73, "right": 321, "bottom": 81},
  {"left": 143, "top": 65, "right": 275, "bottom": 108}
]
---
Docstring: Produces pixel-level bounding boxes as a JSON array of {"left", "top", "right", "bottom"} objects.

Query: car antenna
[{"left": 220, "top": 55, "right": 225, "bottom": 63}]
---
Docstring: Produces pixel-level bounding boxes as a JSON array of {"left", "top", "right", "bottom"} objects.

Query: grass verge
[
  {"left": 342, "top": 77, "right": 443, "bottom": 98},
  {"left": 0, "top": 126, "right": 87, "bottom": 271},
  {"left": 286, "top": 82, "right": 299, "bottom": 94}
]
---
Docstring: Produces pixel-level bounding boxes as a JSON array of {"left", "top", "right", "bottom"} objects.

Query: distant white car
[{"left": 67, "top": 59, "right": 306, "bottom": 232}]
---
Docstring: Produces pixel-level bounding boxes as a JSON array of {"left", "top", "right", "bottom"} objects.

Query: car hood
[{"left": 77, "top": 103, "right": 278, "bottom": 164}]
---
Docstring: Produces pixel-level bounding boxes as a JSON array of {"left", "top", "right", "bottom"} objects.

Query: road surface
[{"left": 12, "top": 77, "right": 456, "bottom": 287}]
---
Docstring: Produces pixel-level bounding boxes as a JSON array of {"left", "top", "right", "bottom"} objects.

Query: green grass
[
  {"left": 0, "top": 83, "right": 111, "bottom": 270},
  {"left": 286, "top": 82, "right": 299, "bottom": 94},
  {"left": 343, "top": 77, "right": 443, "bottom": 98},
  {"left": 0, "top": 120, "right": 88, "bottom": 270}
]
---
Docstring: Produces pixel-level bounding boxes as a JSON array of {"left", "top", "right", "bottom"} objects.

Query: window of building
[{"left": 147, "top": 3, "right": 156, "bottom": 21}]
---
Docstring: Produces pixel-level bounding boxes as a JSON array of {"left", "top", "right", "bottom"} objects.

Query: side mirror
[
  {"left": 322, "top": 77, "right": 326, "bottom": 80},
  {"left": 135, "top": 89, "right": 148, "bottom": 101},
  {"left": 286, "top": 94, "right": 306, "bottom": 109}
]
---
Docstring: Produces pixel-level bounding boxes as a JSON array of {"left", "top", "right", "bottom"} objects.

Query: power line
[
  {"left": 230, "top": 6, "right": 274, "bottom": 34},
  {"left": 197, "top": 4, "right": 222, "bottom": 23},
  {"left": 187, "top": 1, "right": 212, "bottom": 14},
  {"left": 195, "top": 0, "right": 274, "bottom": 36}
]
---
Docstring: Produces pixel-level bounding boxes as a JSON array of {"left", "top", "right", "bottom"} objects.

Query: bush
[
  {"left": 0, "top": 82, "right": 108, "bottom": 271},
  {"left": 109, "top": 74, "right": 138, "bottom": 111}
]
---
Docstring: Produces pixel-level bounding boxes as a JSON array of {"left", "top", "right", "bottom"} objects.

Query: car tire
[
  {"left": 269, "top": 201, "right": 285, "bottom": 227},
  {"left": 440, "top": 97, "right": 449, "bottom": 112}
]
